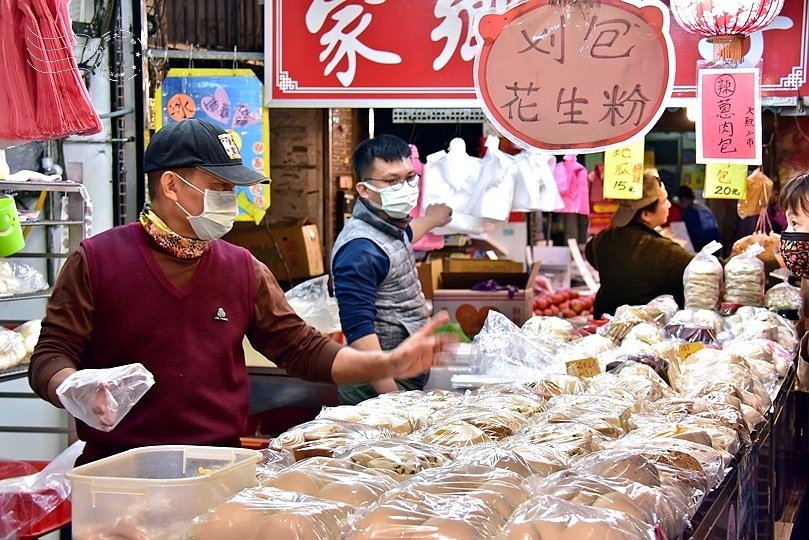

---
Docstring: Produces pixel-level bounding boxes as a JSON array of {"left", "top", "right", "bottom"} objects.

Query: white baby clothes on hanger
[
  {"left": 463, "top": 135, "right": 516, "bottom": 222},
  {"left": 421, "top": 138, "right": 485, "bottom": 235},
  {"left": 509, "top": 149, "right": 563, "bottom": 212}
]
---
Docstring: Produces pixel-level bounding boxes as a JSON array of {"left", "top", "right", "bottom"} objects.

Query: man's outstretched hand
[{"left": 387, "top": 311, "right": 457, "bottom": 378}]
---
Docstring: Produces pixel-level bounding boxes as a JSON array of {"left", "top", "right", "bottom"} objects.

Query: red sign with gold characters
[
  {"left": 697, "top": 68, "right": 762, "bottom": 164},
  {"left": 473, "top": 0, "right": 673, "bottom": 152},
  {"left": 264, "top": 0, "right": 809, "bottom": 107}
]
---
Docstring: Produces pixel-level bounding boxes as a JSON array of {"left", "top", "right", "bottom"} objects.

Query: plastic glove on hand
[{"left": 56, "top": 363, "right": 155, "bottom": 432}]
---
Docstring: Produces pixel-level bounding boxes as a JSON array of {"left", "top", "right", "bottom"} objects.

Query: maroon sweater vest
[{"left": 78, "top": 223, "right": 255, "bottom": 462}]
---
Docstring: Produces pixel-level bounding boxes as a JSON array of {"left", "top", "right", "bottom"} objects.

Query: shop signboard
[
  {"left": 473, "top": 0, "right": 673, "bottom": 153},
  {"left": 156, "top": 69, "right": 271, "bottom": 223},
  {"left": 697, "top": 68, "right": 762, "bottom": 164},
  {"left": 264, "top": 0, "right": 809, "bottom": 107}
]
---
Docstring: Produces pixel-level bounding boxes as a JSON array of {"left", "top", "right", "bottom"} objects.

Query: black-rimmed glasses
[{"left": 362, "top": 173, "right": 420, "bottom": 191}]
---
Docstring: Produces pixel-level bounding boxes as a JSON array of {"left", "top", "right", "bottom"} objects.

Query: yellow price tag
[
  {"left": 603, "top": 138, "right": 645, "bottom": 200},
  {"left": 704, "top": 163, "right": 747, "bottom": 199},
  {"left": 678, "top": 342, "right": 704, "bottom": 360},
  {"left": 565, "top": 358, "right": 601, "bottom": 378}
]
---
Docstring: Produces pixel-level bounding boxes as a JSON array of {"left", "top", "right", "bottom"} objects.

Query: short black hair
[
  {"left": 352, "top": 134, "right": 410, "bottom": 181},
  {"left": 631, "top": 198, "right": 661, "bottom": 223},
  {"left": 678, "top": 185, "right": 696, "bottom": 201},
  {"left": 146, "top": 167, "right": 195, "bottom": 200},
  {"left": 780, "top": 172, "right": 809, "bottom": 216}
]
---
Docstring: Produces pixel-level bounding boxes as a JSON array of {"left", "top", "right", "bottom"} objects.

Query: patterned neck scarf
[{"left": 139, "top": 205, "right": 210, "bottom": 259}]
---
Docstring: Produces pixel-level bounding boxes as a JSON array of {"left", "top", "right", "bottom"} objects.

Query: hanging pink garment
[
  {"left": 409, "top": 143, "right": 445, "bottom": 251},
  {"left": 0, "top": 0, "right": 101, "bottom": 140},
  {"left": 553, "top": 154, "right": 590, "bottom": 215},
  {"left": 589, "top": 162, "right": 606, "bottom": 204}
]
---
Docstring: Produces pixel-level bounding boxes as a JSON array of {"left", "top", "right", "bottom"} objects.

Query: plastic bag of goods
[
  {"left": 261, "top": 456, "right": 397, "bottom": 506},
  {"left": 765, "top": 272, "right": 803, "bottom": 321},
  {"left": 499, "top": 493, "right": 656, "bottom": 539},
  {"left": 683, "top": 241, "right": 723, "bottom": 311},
  {"left": 723, "top": 243, "right": 765, "bottom": 308},
  {"left": 284, "top": 275, "right": 341, "bottom": 334},
  {"left": 190, "top": 486, "right": 352, "bottom": 540},
  {"left": 527, "top": 469, "right": 690, "bottom": 539}
]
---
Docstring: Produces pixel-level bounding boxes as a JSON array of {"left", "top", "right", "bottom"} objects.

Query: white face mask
[
  {"left": 362, "top": 180, "right": 419, "bottom": 219},
  {"left": 174, "top": 174, "right": 238, "bottom": 240}
]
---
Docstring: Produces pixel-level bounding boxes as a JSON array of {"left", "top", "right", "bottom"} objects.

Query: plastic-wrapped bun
[
  {"left": 500, "top": 493, "right": 655, "bottom": 540},
  {"left": 191, "top": 487, "right": 352, "bottom": 540},
  {"left": 683, "top": 241, "right": 723, "bottom": 311},
  {"left": 723, "top": 243, "right": 765, "bottom": 307},
  {"left": 765, "top": 275, "right": 803, "bottom": 320}
]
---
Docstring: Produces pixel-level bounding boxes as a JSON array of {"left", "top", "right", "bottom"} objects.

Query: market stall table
[{"left": 687, "top": 364, "right": 795, "bottom": 539}]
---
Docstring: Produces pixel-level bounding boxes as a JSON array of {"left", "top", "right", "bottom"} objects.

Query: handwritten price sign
[
  {"left": 697, "top": 68, "right": 761, "bottom": 165},
  {"left": 603, "top": 137, "right": 645, "bottom": 199},
  {"left": 565, "top": 358, "right": 601, "bottom": 378},
  {"left": 704, "top": 163, "right": 747, "bottom": 199}
]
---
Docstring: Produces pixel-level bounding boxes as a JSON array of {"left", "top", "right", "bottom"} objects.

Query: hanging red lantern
[{"left": 669, "top": 0, "right": 785, "bottom": 62}]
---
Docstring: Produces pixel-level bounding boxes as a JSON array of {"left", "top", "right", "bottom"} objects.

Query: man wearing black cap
[
  {"left": 585, "top": 172, "right": 695, "bottom": 317},
  {"left": 28, "top": 119, "right": 452, "bottom": 464}
]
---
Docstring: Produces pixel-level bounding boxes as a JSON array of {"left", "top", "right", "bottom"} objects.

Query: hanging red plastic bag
[{"left": 0, "top": 442, "right": 84, "bottom": 540}]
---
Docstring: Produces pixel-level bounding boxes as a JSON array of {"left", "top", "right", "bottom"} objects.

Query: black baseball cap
[{"left": 144, "top": 119, "right": 269, "bottom": 186}]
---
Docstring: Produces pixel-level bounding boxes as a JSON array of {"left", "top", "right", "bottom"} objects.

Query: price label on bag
[
  {"left": 678, "top": 342, "right": 704, "bottom": 360},
  {"left": 565, "top": 358, "right": 601, "bottom": 378}
]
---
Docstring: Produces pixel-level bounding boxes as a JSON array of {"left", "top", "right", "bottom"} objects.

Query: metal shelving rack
[{"left": 0, "top": 181, "right": 90, "bottom": 432}]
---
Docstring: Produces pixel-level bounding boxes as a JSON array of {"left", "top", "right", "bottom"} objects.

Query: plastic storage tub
[{"left": 66, "top": 445, "right": 262, "bottom": 539}]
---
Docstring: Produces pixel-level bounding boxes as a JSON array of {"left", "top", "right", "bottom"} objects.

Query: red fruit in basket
[
  {"left": 535, "top": 298, "right": 550, "bottom": 311},
  {"left": 562, "top": 309, "right": 576, "bottom": 319},
  {"left": 568, "top": 290, "right": 580, "bottom": 299},
  {"left": 543, "top": 308, "right": 555, "bottom": 317},
  {"left": 559, "top": 301, "right": 570, "bottom": 311},
  {"left": 551, "top": 293, "right": 565, "bottom": 305}
]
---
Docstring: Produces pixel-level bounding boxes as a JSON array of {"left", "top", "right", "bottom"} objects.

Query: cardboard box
[
  {"left": 529, "top": 245, "right": 571, "bottom": 291},
  {"left": 471, "top": 221, "right": 528, "bottom": 268},
  {"left": 433, "top": 263, "right": 539, "bottom": 337},
  {"left": 417, "top": 259, "right": 443, "bottom": 300},
  {"left": 443, "top": 258, "right": 524, "bottom": 274},
  {"left": 224, "top": 220, "right": 324, "bottom": 281}
]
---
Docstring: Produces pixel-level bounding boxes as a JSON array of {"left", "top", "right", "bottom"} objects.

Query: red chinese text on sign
[
  {"left": 473, "top": 0, "right": 674, "bottom": 153},
  {"left": 697, "top": 68, "right": 762, "bottom": 164}
]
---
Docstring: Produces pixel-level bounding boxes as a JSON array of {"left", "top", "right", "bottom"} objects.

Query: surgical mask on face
[
  {"left": 361, "top": 180, "right": 419, "bottom": 219},
  {"left": 174, "top": 174, "right": 238, "bottom": 240},
  {"left": 780, "top": 231, "right": 809, "bottom": 278}
]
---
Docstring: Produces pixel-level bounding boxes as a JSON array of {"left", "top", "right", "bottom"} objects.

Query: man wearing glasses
[{"left": 332, "top": 134, "right": 453, "bottom": 405}]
